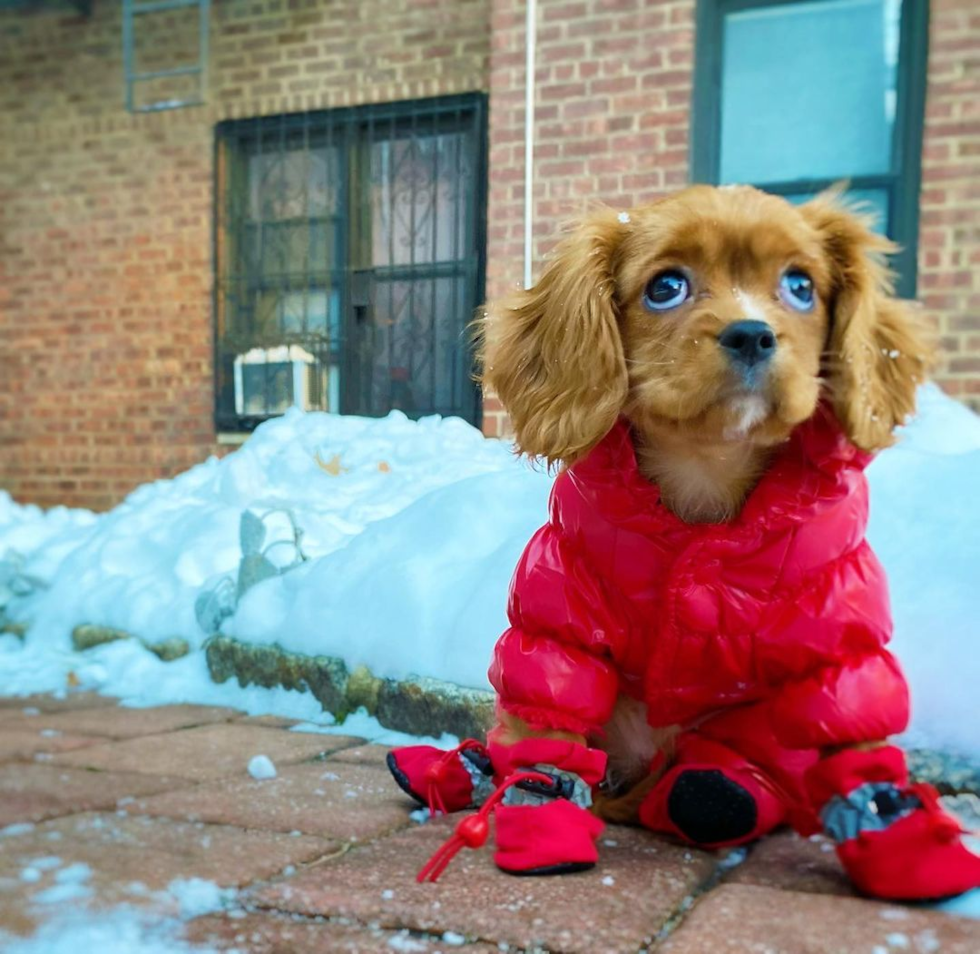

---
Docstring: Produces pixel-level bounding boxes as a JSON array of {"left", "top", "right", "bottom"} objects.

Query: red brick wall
[
  {"left": 2, "top": 0, "right": 978, "bottom": 510},
  {"left": 483, "top": 0, "right": 694, "bottom": 437},
  {"left": 919, "top": 0, "right": 980, "bottom": 410},
  {"left": 482, "top": 0, "right": 980, "bottom": 442},
  {"left": 0, "top": 0, "right": 489, "bottom": 510}
]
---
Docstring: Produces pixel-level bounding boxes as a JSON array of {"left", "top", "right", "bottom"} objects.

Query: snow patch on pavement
[
  {"left": 0, "top": 869, "right": 238, "bottom": 954},
  {"left": 0, "top": 908, "right": 221, "bottom": 954},
  {"left": 246, "top": 754, "right": 277, "bottom": 780},
  {"left": 936, "top": 888, "right": 980, "bottom": 920}
]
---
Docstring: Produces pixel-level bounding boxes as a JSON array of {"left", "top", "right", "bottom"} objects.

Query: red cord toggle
[{"left": 416, "top": 770, "right": 552, "bottom": 883}]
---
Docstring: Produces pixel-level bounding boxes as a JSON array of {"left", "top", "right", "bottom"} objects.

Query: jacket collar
[{"left": 567, "top": 405, "right": 870, "bottom": 534}]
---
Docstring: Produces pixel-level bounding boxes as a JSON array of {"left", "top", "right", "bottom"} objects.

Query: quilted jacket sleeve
[
  {"left": 487, "top": 520, "right": 623, "bottom": 736},
  {"left": 769, "top": 650, "right": 910, "bottom": 750}
]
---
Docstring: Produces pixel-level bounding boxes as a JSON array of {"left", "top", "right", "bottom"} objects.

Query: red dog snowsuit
[
  {"left": 488, "top": 406, "right": 908, "bottom": 838},
  {"left": 391, "top": 406, "right": 980, "bottom": 898}
]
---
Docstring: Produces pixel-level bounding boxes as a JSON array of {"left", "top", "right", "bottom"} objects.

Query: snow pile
[
  {"left": 0, "top": 389, "right": 979, "bottom": 761},
  {"left": 866, "top": 384, "right": 980, "bottom": 759},
  {"left": 0, "top": 409, "right": 551, "bottom": 689}
]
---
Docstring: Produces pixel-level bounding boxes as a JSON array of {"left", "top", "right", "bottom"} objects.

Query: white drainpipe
[{"left": 524, "top": 0, "right": 537, "bottom": 289}]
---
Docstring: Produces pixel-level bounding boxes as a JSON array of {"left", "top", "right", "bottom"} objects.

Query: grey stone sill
[{"left": 216, "top": 432, "right": 249, "bottom": 446}]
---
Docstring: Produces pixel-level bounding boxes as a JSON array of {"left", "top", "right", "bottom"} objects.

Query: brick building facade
[{"left": 1, "top": 0, "right": 977, "bottom": 510}]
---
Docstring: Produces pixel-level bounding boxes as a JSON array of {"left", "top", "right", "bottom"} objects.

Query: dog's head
[{"left": 480, "top": 185, "right": 935, "bottom": 465}]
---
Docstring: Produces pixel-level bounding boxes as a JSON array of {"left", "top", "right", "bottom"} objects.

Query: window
[
  {"left": 692, "top": 0, "right": 928, "bottom": 297},
  {"left": 214, "top": 94, "right": 487, "bottom": 431}
]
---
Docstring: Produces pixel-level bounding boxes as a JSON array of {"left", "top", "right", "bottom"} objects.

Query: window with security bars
[
  {"left": 214, "top": 94, "right": 487, "bottom": 431},
  {"left": 692, "top": 0, "right": 928, "bottom": 298}
]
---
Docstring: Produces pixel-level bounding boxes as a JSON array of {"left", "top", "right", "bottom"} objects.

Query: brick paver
[
  {"left": 2, "top": 694, "right": 978, "bottom": 952},
  {"left": 0, "top": 728, "right": 104, "bottom": 762},
  {"left": 726, "top": 829, "right": 853, "bottom": 896},
  {"left": 0, "top": 762, "right": 189, "bottom": 827},
  {"left": 186, "top": 912, "right": 501, "bottom": 953},
  {"left": 0, "top": 811, "right": 334, "bottom": 937},
  {"left": 131, "top": 759, "right": 412, "bottom": 840},
  {"left": 0, "top": 703, "right": 241, "bottom": 739},
  {"left": 660, "top": 883, "right": 980, "bottom": 953},
  {"left": 247, "top": 820, "right": 716, "bottom": 953},
  {"left": 50, "top": 723, "right": 363, "bottom": 781},
  {"left": 326, "top": 742, "right": 393, "bottom": 766}
]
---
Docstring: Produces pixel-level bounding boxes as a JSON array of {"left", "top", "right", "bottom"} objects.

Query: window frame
[
  {"left": 691, "top": 0, "right": 930, "bottom": 298},
  {"left": 211, "top": 93, "right": 489, "bottom": 434}
]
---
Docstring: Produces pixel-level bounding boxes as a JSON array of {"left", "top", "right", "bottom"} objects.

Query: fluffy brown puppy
[{"left": 478, "top": 184, "right": 935, "bottom": 814}]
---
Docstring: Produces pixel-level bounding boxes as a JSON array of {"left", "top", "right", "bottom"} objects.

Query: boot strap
[
  {"left": 821, "top": 781, "right": 921, "bottom": 843},
  {"left": 502, "top": 763, "right": 592, "bottom": 810}
]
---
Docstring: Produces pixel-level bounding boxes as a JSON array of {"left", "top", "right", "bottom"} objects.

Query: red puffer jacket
[{"left": 488, "top": 406, "right": 910, "bottom": 752}]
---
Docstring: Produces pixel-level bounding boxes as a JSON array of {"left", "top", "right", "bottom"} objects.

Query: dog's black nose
[{"left": 718, "top": 320, "right": 777, "bottom": 366}]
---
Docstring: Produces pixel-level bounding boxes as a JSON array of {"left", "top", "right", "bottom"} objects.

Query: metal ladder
[{"left": 122, "top": 0, "right": 210, "bottom": 113}]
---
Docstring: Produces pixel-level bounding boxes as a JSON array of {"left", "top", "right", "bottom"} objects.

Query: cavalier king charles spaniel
[
  {"left": 392, "top": 186, "right": 980, "bottom": 902},
  {"left": 478, "top": 184, "right": 934, "bottom": 820}
]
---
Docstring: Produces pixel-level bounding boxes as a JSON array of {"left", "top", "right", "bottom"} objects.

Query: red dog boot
[
  {"left": 417, "top": 738, "right": 607, "bottom": 881},
  {"left": 387, "top": 739, "right": 495, "bottom": 817},
  {"left": 808, "top": 745, "right": 980, "bottom": 900},
  {"left": 638, "top": 736, "right": 787, "bottom": 848}
]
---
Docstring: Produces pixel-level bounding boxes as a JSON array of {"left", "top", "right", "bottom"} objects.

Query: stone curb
[
  {"left": 64, "top": 628, "right": 980, "bottom": 795},
  {"left": 204, "top": 635, "right": 495, "bottom": 740},
  {"left": 71, "top": 623, "right": 191, "bottom": 662}
]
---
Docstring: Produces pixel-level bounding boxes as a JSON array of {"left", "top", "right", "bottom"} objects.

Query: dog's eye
[
  {"left": 643, "top": 271, "right": 690, "bottom": 311},
  {"left": 779, "top": 270, "right": 815, "bottom": 311}
]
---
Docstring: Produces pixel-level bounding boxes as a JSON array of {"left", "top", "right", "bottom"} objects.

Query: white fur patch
[
  {"left": 724, "top": 394, "right": 769, "bottom": 440},
  {"left": 733, "top": 289, "right": 768, "bottom": 323}
]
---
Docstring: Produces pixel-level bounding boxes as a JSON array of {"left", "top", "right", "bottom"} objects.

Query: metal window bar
[
  {"left": 214, "top": 95, "right": 487, "bottom": 433},
  {"left": 122, "top": 0, "right": 210, "bottom": 113}
]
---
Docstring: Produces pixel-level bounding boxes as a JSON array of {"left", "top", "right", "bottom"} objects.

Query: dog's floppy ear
[
  {"left": 800, "top": 192, "right": 935, "bottom": 453},
  {"left": 478, "top": 208, "right": 628, "bottom": 465}
]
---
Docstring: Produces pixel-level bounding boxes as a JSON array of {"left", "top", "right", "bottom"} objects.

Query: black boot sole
[
  {"left": 500, "top": 861, "right": 595, "bottom": 877},
  {"left": 386, "top": 751, "right": 426, "bottom": 806}
]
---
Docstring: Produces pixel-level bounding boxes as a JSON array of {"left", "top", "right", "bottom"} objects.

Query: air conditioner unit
[{"left": 233, "top": 344, "right": 317, "bottom": 416}]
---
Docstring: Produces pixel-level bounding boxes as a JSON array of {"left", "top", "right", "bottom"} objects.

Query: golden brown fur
[{"left": 477, "top": 185, "right": 935, "bottom": 819}]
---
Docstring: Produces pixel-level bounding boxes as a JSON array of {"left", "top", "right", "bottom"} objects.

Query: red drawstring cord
[
  {"left": 417, "top": 770, "right": 552, "bottom": 883},
  {"left": 422, "top": 739, "right": 489, "bottom": 819}
]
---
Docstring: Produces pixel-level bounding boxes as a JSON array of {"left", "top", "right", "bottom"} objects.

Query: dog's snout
[{"left": 718, "top": 320, "right": 777, "bottom": 366}]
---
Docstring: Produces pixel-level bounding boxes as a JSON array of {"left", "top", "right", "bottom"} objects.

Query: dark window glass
[{"left": 214, "top": 95, "right": 487, "bottom": 431}]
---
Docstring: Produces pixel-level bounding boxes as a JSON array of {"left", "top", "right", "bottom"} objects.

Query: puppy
[
  {"left": 480, "top": 185, "right": 932, "bottom": 799},
  {"left": 392, "top": 187, "right": 979, "bottom": 900}
]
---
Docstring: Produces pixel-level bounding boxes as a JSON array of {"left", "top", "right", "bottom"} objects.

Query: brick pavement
[{"left": 0, "top": 691, "right": 977, "bottom": 953}]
